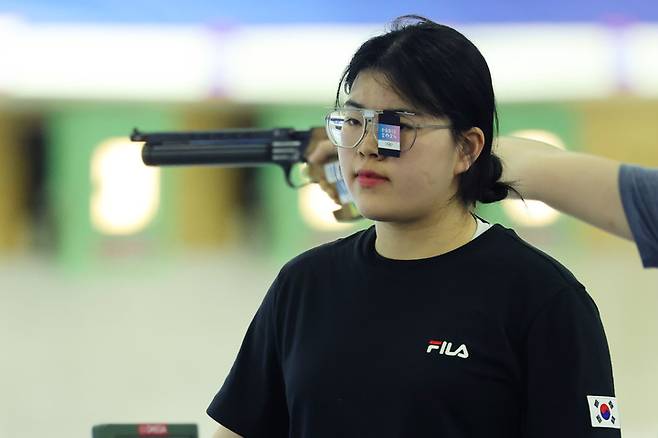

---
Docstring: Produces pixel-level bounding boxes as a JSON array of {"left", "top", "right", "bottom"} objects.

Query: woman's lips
[{"left": 356, "top": 170, "right": 388, "bottom": 187}]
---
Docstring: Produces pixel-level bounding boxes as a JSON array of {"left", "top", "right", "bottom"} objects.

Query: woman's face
[{"left": 337, "top": 70, "right": 471, "bottom": 223}]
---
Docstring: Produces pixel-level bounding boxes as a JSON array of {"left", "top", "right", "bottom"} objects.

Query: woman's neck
[{"left": 374, "top": 204, "right": 476, "bottom": 260}]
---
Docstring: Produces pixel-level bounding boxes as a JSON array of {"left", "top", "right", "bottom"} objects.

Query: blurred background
[{"left": 0, "top": 1, "right": 657, "bottom": 437}]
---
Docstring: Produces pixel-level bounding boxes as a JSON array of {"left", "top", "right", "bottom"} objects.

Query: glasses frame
[{"left": 325, "top": 107, "right": 452, "bottom": 152}]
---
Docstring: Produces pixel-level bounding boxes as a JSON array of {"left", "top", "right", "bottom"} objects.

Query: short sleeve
[
  {"left": 619, "top": 164, "right": 658, "bottom": 268},
  {"left": 524, "top": 287, "right": 621, "bottom": 437},
  {"left": 207, "top": 275, "right": 289, "bottom": 437}
]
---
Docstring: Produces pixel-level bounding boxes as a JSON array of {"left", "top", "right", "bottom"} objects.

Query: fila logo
[{"left": 426, "top": 339, "right": 469, "bottom": 359}]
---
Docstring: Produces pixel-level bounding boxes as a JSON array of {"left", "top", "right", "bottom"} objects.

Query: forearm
[{"left": 496, "top": 136, "right": 632, "bottom": 240}]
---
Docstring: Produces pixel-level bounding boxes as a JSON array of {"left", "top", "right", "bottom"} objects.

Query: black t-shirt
[{"left": 207, "top": 224, "right": 620, "bottom": 437}]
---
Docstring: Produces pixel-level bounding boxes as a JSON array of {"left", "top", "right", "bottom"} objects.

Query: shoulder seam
[
  {"left": 494, "top": 226, "right": 583, "bottom": 289},
  {"left": 524, "top": 284, "right": 587, "bottom": 335}
]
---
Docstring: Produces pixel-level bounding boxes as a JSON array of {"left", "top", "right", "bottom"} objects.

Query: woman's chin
[
  {"left": 355, "top": 198, "right": 437, "bottom": 224},
  {"left": 354, "top": 203, "right": 407, "bottom": 223}
]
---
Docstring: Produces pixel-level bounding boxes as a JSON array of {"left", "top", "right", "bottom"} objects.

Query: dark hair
[{"left": 335, "top": 15, "right": 516, "bottom": 205}]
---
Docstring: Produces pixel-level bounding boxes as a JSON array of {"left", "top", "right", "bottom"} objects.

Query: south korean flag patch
[{"left": 587, "top": 395, "right": 621, "bottom": 429}]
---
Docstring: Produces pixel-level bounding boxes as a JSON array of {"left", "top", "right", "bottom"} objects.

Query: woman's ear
[{"left": 454, "top": 127, "right": 485, "bottom": 175}]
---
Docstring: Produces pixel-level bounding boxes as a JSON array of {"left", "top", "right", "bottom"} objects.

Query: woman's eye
[{"left": 345, "top": 118, "right": 362, "bottom": 126}]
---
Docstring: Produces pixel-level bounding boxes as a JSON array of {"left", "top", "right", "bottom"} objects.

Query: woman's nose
[{"left": 356, "top": 121, "right": 381, "bottom": 158}]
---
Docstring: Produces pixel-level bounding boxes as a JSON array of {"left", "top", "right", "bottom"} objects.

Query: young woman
[{"left": 208, "top": 16, "right": 620, "bottom": 437}]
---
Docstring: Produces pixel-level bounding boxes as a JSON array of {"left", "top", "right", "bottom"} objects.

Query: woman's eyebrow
[
  {"left": 344, "top": 99, "right": 417, "bottom": 114},
  {"left": 343, "top": 99, "right": 365, "bottom": 109}
]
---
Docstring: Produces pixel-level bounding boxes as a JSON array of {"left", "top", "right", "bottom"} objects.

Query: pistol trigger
[{"left": 281, "top": 163, "right": 295, "bottom": 188}]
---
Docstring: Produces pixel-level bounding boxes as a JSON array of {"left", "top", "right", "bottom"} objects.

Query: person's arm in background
[
  {"left": 496, "top": 136, "right": 658, "bottom": 268},
  {"left": 494, "top": 136, "right": 632, "bottom": 239}
]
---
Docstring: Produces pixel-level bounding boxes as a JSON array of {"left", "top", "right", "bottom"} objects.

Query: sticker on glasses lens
[{"left": 377, "top": 111, "right": 401, "bottom": 157}]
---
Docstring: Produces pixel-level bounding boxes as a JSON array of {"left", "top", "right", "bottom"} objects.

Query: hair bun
[{"left": 477, "top": 156, "right": 509, "bottom": 203}]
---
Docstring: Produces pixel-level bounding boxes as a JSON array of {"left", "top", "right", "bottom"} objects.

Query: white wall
[{"left": 0, "top": 249, "right": 279, "bottom": 438}]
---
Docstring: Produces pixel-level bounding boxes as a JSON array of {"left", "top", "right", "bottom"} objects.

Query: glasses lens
[
  {"left": 397, "top": 114, "right": 417, "bottom": 151},
  {"left": 326, "top": 109, "right": 365, "bottom": 148}
]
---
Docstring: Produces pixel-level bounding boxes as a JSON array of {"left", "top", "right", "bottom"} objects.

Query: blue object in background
[{"left": 1, "top": 0, "right": 657, "bottom": 24}]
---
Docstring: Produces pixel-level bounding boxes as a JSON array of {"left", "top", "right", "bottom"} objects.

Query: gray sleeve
[{"left": 619, "top": 164, "right": 658, "bottom": 268}]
